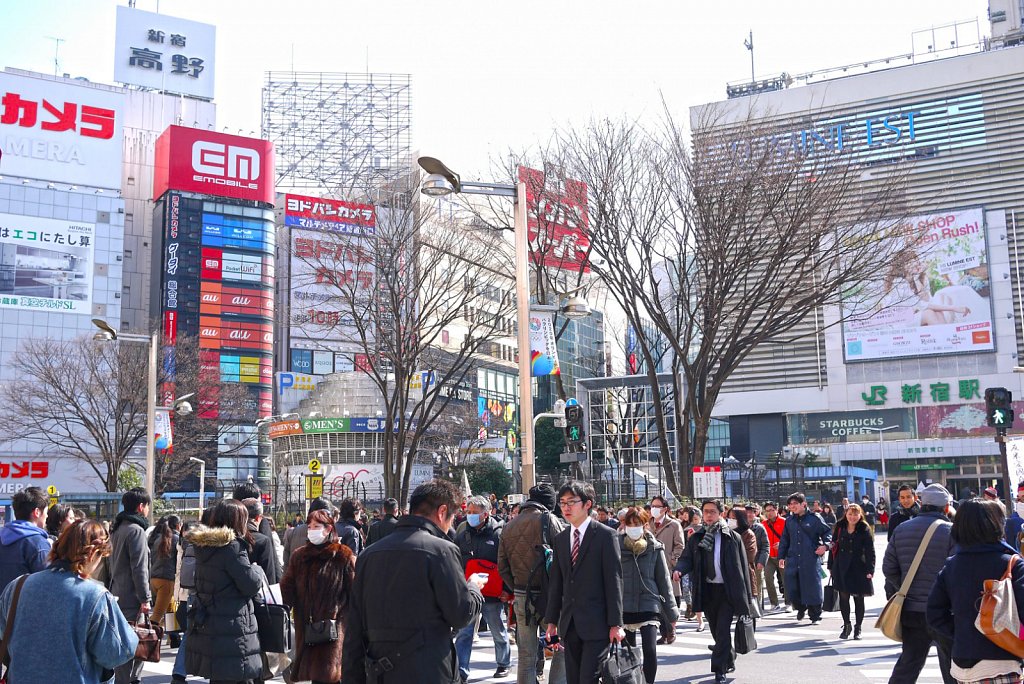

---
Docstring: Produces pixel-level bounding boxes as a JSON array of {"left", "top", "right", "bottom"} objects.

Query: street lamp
[
  {"left": 188, "top": 457, "right": 206, "bottom": 515},
  {"left": 417, "top": 156, "right": 537, "bottom": 494},
  {"left": 92, "top": 319, "right": 193, "bottom": 522},
  {"left": 862, "top": 424, "right": 900, "bottom": 495}
]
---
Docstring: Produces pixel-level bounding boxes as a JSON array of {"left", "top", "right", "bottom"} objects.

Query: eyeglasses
[{"left": 558, "top": 499, "right": 582, "bottom": 508}]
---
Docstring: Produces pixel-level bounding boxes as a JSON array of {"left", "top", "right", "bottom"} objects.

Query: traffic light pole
[{"left": 997, "top": 428, "right": 1014, "bottom": 502}]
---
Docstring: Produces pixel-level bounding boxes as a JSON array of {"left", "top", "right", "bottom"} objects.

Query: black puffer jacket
[{"left": 184, "top": 526, "right": 263, "bottom": 681}]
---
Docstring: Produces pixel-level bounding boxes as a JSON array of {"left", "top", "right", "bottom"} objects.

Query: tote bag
[{"left": 975, "top": 554, "right": 1024, "bottom": 657}]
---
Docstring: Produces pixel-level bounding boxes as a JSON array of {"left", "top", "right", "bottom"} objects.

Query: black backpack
[{"left": 525, "top": 512, "right": 554, "bottom": 624}]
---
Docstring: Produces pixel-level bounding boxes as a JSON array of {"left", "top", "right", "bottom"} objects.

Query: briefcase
[
  {"left": 735, "top": 615, "right": 757, "bottom": 654},
  {"left": 599, "top": 642, "right": 643, "bottom": 684},
  {"left": 253, "top": 599, "right": 292, "bottom": 654}
]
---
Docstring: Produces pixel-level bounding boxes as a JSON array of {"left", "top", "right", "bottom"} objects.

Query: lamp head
[
  {"left": 91, "top": 318, "right": 117, "bottom": 340},
  {"left": 93, "top": 331, "right": 114, "bottom": 342},
  {"left": 560, "top": 295, "right": 590, "bottom": 320},
  {"left": 421, "top": 173, "right": 456, "bottom": 197},
  {"left": 174, "top": 401, "right": 193, "bottom": 417}
]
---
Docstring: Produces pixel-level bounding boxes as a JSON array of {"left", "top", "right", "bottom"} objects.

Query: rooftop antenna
[
  {"left": 744, "top": 30, "right": 755, "bottom": 85},
  {"left": 45, "top": 36, "right": 65, "bottom": 77}
]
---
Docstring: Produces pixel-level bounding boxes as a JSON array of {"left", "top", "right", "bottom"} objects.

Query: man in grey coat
[
  {"left": 882, "top": 484, "right": 955, "bottom": 684},
  {"left": 109, "top": 487, "right": 152, "bottom": 684}
]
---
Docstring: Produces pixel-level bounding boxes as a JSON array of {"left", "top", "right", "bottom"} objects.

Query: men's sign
[{"left": 153, "top": 126, "right": 275, "bottom": 203}]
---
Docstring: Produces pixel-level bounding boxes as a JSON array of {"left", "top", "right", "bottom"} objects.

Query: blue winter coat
[
  {"left": 0, "top": 520, "right": 51, "bottom": 592},
  {"left": 777, "top": 511, "right": 832, "bottom": 608},
  {"left": 1005, "top": 513, "right": 1024, "bottom": 552},
  {"left": 0, "top": 565, "right": 139, "bottom": 683}
]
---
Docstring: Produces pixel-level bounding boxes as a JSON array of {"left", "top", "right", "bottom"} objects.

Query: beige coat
[{"left": 649, "top": 516, "right": 684, "bottom": 597}]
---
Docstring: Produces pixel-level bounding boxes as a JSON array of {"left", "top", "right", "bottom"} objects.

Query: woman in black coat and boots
[
  {"left": 828, "top": 503, "right": 875, "bottom": 640},
  {"left": 185, "top": 499, "right": 264, "bottom": 684}
]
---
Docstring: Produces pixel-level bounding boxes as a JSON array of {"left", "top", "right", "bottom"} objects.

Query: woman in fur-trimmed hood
[
  {"left": 281, "top": 508, "right": 356, "bottom": 684},
  {"left": 184, "top": 500, "right": 264, "bottom": 683}
]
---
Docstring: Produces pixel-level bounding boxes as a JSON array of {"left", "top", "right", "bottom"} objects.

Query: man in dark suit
[
  {"left": 673, "top": 499, "right": 753, "bottom": 684},
  {"left": 544, "top": 481, "right": 624, "bottom": 684},
  {"left": 367, "top": 498, "right": 400, "bottom": 546}
]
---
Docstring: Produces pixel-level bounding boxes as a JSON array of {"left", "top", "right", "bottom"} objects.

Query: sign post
[
  {"left": 46, "top": 484, "right": 59, "bottom": 508},
  {"left": 693, "top": 466, "right": 725, "bottom": 500}
]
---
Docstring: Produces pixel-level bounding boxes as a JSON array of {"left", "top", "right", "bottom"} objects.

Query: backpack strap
[
  {"left": 0, "top": 574, "right": 29, "bottom": 670},
  {"left": 897, "top": 519, "right": 944, "bottom": 597}
]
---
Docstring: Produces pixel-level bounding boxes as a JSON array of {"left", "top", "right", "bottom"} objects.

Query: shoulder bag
[
  {"left": 130, "top": 613, "right": 163, "bottom": 663},
  {"left": 975, "top": 554, "right": 1024, "bottom": 657},
  {"left": 253, "top": 565, "right": 292, "bottom": 655},
  {"left": 0, "top": 574, "right": 27, "bottom": 682},
  {"left": 822, "top": 575, "right": 841, "bottom": 612},
  {"left": 599, "top": 642, "right": 643, "bottom": 684},
  {"left": 875, "top": 518, "right": 943, "bottom": 642}
]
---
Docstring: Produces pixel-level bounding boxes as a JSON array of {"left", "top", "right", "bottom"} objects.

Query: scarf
[
  {"left": 111, "top": 510, "right": 149, "bottom": 533},
  {"left": 624, "top": 533, "right": 648, "bottom": 556},
  {"left": 699, "top": 519, "right": 730, "bottom": 580}
]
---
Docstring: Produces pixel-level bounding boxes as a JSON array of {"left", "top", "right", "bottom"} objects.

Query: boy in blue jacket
[{"left": 0, "top": 486, "right": 51, "bottom": 591}]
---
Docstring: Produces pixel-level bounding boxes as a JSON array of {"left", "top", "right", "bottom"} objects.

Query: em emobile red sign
[{"left": 153, "top": 125, "right": 275, "bottom": 203}]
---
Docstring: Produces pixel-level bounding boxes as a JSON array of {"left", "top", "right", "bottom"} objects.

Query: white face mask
[
  {"left": 650, "top": 507, "right": 663, "bottom": 519},
  {"left": 307, "top": 528, "right": 329, "bottom": 545},
  {"left": 727, "top": 519, "right": 739, "bottom": 530},
  {"left": 624, "top": 526, "right": 644, "bottom": 540}
]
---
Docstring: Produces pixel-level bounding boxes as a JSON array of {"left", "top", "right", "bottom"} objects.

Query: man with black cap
[
  {"left": 882, "top": 483, "right": 955, "bottom": 684},
  {"left": 497, "top": 484, "right": 566, "bottom": 684}
]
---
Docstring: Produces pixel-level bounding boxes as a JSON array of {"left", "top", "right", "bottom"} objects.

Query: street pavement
[{"left": 142, "top": 533, "right": 942, "bottom": 683}]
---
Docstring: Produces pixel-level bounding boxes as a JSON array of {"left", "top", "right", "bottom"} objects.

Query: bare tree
[
  {"left": 562, "top": 110, "right": 920, "bottom": 496},
  {"left": 0, "top": 333, "right": 260, "bottom": 494},
  {"left": 290, "top": 184, "right": 516, "bottom": 507}
]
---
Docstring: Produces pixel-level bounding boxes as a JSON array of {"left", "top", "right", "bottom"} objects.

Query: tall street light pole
[
  {"left": 863, "top": 424, "right": 900, "bottom": 499},
  {"left": 417, "top": 157, "right": 536, "bottom": 493}
]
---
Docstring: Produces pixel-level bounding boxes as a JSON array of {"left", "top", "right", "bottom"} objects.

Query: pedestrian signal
[{"left": 986, "top": 387, "right": 1015, "bottom": 429}]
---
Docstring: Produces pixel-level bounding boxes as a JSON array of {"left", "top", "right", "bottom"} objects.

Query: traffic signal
[
  {"left": 985, "top": 387, "right": 1014, "bottom": 429},
  {"left": 564, "top": 404, "right": 585, "bottom": 449}
]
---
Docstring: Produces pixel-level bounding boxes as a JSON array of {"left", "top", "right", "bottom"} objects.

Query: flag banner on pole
[{"left": 529, "top": 311, "right": 561, "bottom": 377}]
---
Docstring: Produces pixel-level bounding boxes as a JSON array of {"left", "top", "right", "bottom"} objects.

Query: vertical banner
[
  {"left": 528, "top": 311, "right": 561, "bottom": 377},
  {"left": 1006, "top": 438, "right": 1024, "bottom": 491},
  {"left": 154, "top": 410, "right": 173, "bottom": 451}
]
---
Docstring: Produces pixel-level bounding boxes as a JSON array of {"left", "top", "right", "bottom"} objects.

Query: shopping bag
[{"left": 822, "top": 578, "right": 841, "bottom": 613}]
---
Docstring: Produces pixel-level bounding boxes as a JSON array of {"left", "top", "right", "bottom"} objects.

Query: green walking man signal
[
  {"left": 564, "top": 404, "right": 585, "bottom": 450},
  {"left": 985, "top": 387, "right": 1014, "bottom": 430}
]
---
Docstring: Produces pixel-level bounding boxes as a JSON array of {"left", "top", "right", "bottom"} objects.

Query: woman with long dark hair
[
  {"left": 44, "top": 504, "right": 76, "bottom": 541},
  {"left": 281, "top": 508, "right": 357, "bottom": 684},
  {"left": 148, "top": 514, "right": 181, "bottom": 627},
  {"left": 928, "top": 498, "right": 1024, "bottom": 684},
  {"left": 184, "top": 499, "right": 263, "bottom": 684},
  {"left": 828, "top": 503, "right": 874, "bottom": 640}
]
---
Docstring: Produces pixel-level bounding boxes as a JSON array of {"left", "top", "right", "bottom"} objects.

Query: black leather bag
[
  {"left": 304, "top": 618, "right": 339, "bottom": 646},
  {"left": 254, "top": 599, "right": 292, "bottom": 653},
  {"left": 599, "top": 643, "right": 643, "bottom": 684},
  {"left": 822, "top": 577, "right": 841, "bottom": 613},
  {"left": 735, "top": 615, "right": 757, "bottom": 654}
]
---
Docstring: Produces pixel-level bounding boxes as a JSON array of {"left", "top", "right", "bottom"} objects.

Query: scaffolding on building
[{"left": 261, "top": 71, "right": 412, "bottom": 199}]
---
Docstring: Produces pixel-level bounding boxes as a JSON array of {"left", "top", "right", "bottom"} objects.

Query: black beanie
[{"left": 529, "top": 484, "right": 557, "bottom": 511}]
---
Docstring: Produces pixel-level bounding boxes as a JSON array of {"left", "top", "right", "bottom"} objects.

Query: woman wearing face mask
[
  {"left": 619, "top": 507, "right": 679, "bottom": 684},
  {"left": 648, "top": 496, "right": 683, "bottom": 644},
  {"left": 281, "top": 508, "right": 356, "bottom": 684}
]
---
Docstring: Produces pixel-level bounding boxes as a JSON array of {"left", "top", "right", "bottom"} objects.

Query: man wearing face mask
[
  {"left": 343, "top": 480, "right": 485, "bottom": 684},
  {"left": 454, "top": 496, "right": 511, "bottom": 682},
  {"left": 860, "top": 495, "right": 877, "bottom": 526},
  {"left": 648, "top": 496, "right": 683, "bottom": 644}
]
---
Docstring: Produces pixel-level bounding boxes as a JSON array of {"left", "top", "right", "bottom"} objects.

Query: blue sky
[{"left": 0, "top": 0, "right": 991, "bottom": 178}]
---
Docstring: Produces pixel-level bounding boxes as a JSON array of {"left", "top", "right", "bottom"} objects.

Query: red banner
[{"left": 518, "top": 166, "right": 590, "bottom": 272}]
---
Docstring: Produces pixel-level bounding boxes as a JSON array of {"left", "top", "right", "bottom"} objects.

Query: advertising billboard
[
  {"left": 113, "top": 6, "right": 216, "bottom": 100},
  {"left": 519, "top": 166, "right": 590, "bottom": 272},
  {"left": 284, "top": 194, "right": 376, "bottom": 235},
  {"left": 842, "top": 207, "right": 994, "bottom": 362},
  {"left": 787, "top": 408, "right": 916, "bottom": 444},
  {"left": 916, "top": 402, "right": 1024, "bottom": 438},
  {"left": 0, "top": 213, "right": 94, "bottom": 314},
  {"left": 153, "top": 126, "right": 275, "bottom": 203},
  {"left": 0, "top": 71, "right": 124, "bottom": 188}
]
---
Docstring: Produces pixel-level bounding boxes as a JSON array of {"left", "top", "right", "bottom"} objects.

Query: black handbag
[
  {"left": 304, "top": 618, "right": 339, "bottom": 646},
  {"left": 822, "top": 577, "right": 841, "bottom": 613},
  {"left": 735, "top": 615, "right": 757, "bottom": 654},
  {"left": 599, "top": 642, "right": 643, "bottom": 684},
  {"left": 253, "top": 599, "right": 292, "bottom": 653}
]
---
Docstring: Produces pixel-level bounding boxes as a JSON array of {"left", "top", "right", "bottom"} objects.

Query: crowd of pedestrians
[{"left": 6, "top": 478, "right": 1024, "bottom": 683}]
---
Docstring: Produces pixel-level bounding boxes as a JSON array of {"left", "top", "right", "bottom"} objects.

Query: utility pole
[
  {"left": 45, "top": 36, "right": 65, "bottom": 77},
  {"left": 744, "top": 30, "right": 755, "bottom": 85}
]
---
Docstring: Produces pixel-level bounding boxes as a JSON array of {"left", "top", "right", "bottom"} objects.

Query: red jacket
[{"left": 764, "top": 516, "right": 786, "bottom": 559}]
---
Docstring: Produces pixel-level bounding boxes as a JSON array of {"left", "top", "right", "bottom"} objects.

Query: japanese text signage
[
  {"left": 113, "top": 6, "right": 216, "bottom": 100},
  {"left": 0, "top": 71, "right": 124, "bottom": 188},
  {"left": 842, "top": 207, "right": 994, "bottom": 362},
  {"left": 787, "top": 408, "right": 914, "bottom": 444},
  {"left": 519, "top": 166, "right": 590, "bottom": 272},
  {"left": 153, "top": 125, "right": 275, "bottom": 204},
  {"left": 861, "top": 377, "right": 982, "bottom": 407},
  {"left": 0, "top": 213, "right": 94, "bottom": 314},
  {"left": 284, "top": 194, "right": 376, "bottom": 235}
]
